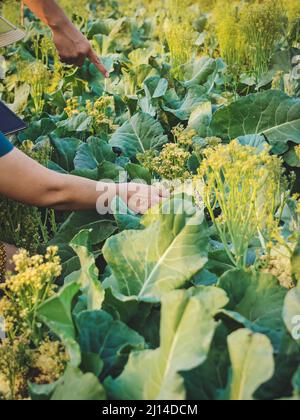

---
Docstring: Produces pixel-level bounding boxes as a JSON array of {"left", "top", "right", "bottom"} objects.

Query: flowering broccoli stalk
[
  {"left": 0, "top": 247, "right": 68, "bottom": 400},
  {"left": 194, "top": 140, "right": 287, "bottom": 268},
  {"left": 138, "top": 125, "right": 194, "bottom": 181},
  {"left": 0, "top": 246, "right": 61, "bottom": 343}
]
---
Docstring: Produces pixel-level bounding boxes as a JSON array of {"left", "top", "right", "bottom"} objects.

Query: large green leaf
[
  {"left": 51, "top": 366, "right": 106, "bottom": 401},
  {"left": 57, "top": 112, "right": 93, "bottom": 133},
  {"left": 50, "top": 137, "right": 81, "bottom": 172},
  {"left": 284, "top": 147, "right": 300, "bottom": 168},
  {"left": 103, "top": 196, "right": 209, "bottom": 302},
  {"left": 76, "top": 310, "right": 145, "bottom": 378},
  {"left": 162, "top": 86, "right": 207, "bottom": 121},
  {"left": 51, "top": 211, "right": 117, "bottom": 247},
  {"left": 70, "top": 230, "right": 104, "bottom": 311},
  {"left": 210, "top": 90, "right": 300, "bottom": 153},
  {"left": 255, "top": 333, "right": 300, "bottom": 400},
  {"left": 74, "top": 137, "right": 116, "bottom": 170},
  {"left": 218, "top": 269, "right": 287, "bottom": 348},
  {"left": 109, "top": 112, "right": 167, "bottom": 158},
  {"left": 227, "top": 329, "right": 274, "bottom": 401},
  {"left": 105, "top": 287, "right": 228, "bottom": 400},
  {"left": 188, "top": 101, "right": 212, "bottom": 136},
  {"left": 183, "top": 57, "right": 217, "bottom": 89},
  {"left": 125, "top": 162, "right": 152, "bottom": 184},
  {"left": 38, "top": 282, "right": 81, "bottom": 366},
  {"left": 183, "top": 324, "right": 230, "bottom": 400},
  {"left": 19, "top": 118, "right": 56, "bottom": 142}
]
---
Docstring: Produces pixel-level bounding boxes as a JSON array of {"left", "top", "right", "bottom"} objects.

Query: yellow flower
[
  {"left": 0, "top": 247, "right": 61, "bottom": 339},
  {"left": 19, "top": 61, "right": 50, "bottom": 114},
  {"left": 260, "top": 243, "right": 296, "bottom": 289},
  {"left": 86, "top": 96, "right": 115, "bottom": 132},
  {"left": 64, "top": 97, "right": 80, "bottom": 118},
  {"left": 164, "top": 18, "right": 196, "bottom": 80},
  {"left": 31, "top": 339, "right": 69, "bottom": 385},
  {"left": 213, "top": 0, "right": 286, "bottom": 78}
]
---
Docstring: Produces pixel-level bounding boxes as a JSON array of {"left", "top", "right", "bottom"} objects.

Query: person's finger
[{"left": 88, "top": 48, "right": 109, "bottom": 78}]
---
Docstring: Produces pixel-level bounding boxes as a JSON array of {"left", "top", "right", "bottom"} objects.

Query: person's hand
[
  {"left": 118, "top": 183, "right": 170, "bottom": 214},
  {"left": 51, "top": 21, "right": 109, "bottom": 77}
]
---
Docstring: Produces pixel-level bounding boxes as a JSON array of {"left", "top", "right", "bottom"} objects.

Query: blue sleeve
[{"left": 0, "top": 131, "right": 14, "bottom": 157}]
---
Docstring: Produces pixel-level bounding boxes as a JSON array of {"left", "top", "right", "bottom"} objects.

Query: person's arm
[
  {"left": 0, "top": 148, "right": 166, "bottom": 213},
  {"left": 23, "top": 0, "right": 109, "bottom": 76}
]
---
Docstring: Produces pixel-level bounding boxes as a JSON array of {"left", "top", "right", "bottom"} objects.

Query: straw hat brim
[{"left": 0, "top": 28, "right": 25, "bottom": 48}]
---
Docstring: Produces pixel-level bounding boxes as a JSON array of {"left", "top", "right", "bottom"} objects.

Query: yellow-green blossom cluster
[
  {"left": 0, "top": 247, "right": 67, "bottom": 400},
  {"left": 0, "top": 247, "right": 61, "bottom": 339},
  {"left": 86, "top": 96, "right": 116, "bottom": 133},
  {"left": 172, "top": 124, "right": 195, "bottom": 149},
  {"left": 0, "top": 336, "right": 31, "bottom": 400},
  {"left": 164, "top": 19, "right": 196, "bottom": 79},
  {"left": 65, "top": 96, "right": 115, "bottom": 134},
  {"left": 0, "top": 335, "right": 68, "bottom": 400},
  {"left": 293, "top": 193, "right": 300, "bottom": 215},
  {"left": 138, "top": 126, "right": 194, "bottom": 180},
  {"left": 64, "top": 96, "right": 81, "bottom": 118},
  {"left": 163, "top": 0, "right": 197, "bottom": 80},
  {"left": 213, "top": 0, "right": 286, "bottom": 78},
  {"left": 194, "top": 140, "right": 286, "bottom": 267},
  {"left": 260, "top": 245, "right": 295, "bottom": 289},
  {"left": 213, "top": 1, "right": 245, "bottom": 72},
  {"left": 155, "top": 143, "right": 191, "bottom": 180},
  {"left": 31, "top": 339, "right": 69, "bottom": 385},
  {"left": 21, "top": 140, "right": 52, "bottom": 166},
  {"left": 20, "top": 61, "right": 50, "bottom": 114},
  {"left": 240, "top": 0, "right": 286, "bottom": 77},
  {"left": 283, "top": 0, "right": 300, "bottom": 21},
  {"left": 0, "top": 0, "right": 22, "bottom": 25}
]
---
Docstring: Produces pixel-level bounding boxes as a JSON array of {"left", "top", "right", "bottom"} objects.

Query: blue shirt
[{"left": 0, "top": 131, "right": 14, "bottom": 157}]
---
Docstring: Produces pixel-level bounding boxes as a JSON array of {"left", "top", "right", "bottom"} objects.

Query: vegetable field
[{"left": 1, "top": 0, "right": 300, "bottom": 401}]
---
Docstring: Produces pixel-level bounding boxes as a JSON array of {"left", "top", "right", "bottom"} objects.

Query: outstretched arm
[
  {"left": 0, "top": 149, "right": 166, "bottom": 213},
  {"left": 23, "top": 0, "right": 108, "bottom": 76}
]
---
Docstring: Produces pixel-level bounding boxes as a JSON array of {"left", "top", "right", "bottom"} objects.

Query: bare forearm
[
  {"left": 0, "top": 149, "right": 115, "bottom": 212},
  {"left": 0, "top": 149, "right": 165, "bottom": 215},
  {"left": 50, "top": 173, "right": 119, "bottom": 212},
  {"left": 23, "top": 0, "right": 69, "bottom": 29}
]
